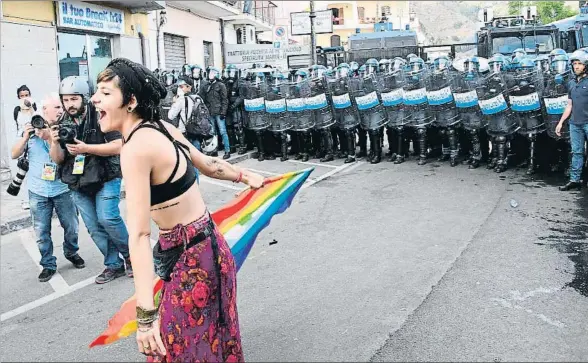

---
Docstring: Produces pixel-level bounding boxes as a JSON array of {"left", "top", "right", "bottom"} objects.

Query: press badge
[
  {"left": 73, "top": 155, "right": 85, "bottom": 175},
  {"left": 41, "top": 163, "right": 56, "bottom": 181}
]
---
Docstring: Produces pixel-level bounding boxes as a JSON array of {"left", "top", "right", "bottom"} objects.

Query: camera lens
[{"left": 31, "top": 115, "right": 45, "bottom": 129}]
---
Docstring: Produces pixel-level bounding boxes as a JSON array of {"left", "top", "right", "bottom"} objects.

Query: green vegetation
[{"left": 507, "top": 1, "right": 578, "bottom": 23}]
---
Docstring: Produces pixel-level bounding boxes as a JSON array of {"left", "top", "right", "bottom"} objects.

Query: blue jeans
[
  {"left": 211, "top": 115, "right": 230, "bottom": 153},
  {"left": 186, "top": 136, "right": 201, "bottom": 184},
  {"left": 29, "top": 191, "right": 79, "bottom": 270},
  {"left": 570, "top": 123, "right": 588, "bottom": 182},
  {"left": 71, "top": 178, "right": 129, "bottom": 269}
]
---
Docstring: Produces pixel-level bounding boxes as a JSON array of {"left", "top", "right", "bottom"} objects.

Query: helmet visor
[
  {"left": 435, "top": 58, "right": 449, "bottom": 71},
  {"left": 552, "top": 60, "right": 568, "bottom": 74},
  {"left": 338, "top": 67, "right": 350, "bottom": 78},
  {"left": 192, "top": 68, "right": 201, "bottom": 79},
  {"left": 490, "top": 61, "right": 502, "bottom": 74},
  {"left": 165, "top": 74, "right": 174, "bottom": 86}
]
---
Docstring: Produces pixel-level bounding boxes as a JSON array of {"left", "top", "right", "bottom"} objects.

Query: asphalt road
[{"left": 1, "top": 156, "right": 586, "bottom": 362}]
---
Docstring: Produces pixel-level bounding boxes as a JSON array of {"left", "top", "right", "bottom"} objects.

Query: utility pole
[{"left": 309, "top": 0, "right": 317, "bottom": 66}]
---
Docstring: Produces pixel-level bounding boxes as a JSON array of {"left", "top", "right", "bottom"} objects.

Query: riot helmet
[
  {"left": 358, "top": 64, "right": 367, "bottom": 78},
  {"left": 270, "top": 71, "right": 285, "bottom": 92},
  {"left": 488, "top": 54, "right": 506, "bottom": 73},
  {"left": 570, "top": 49, "right": 588, "bottom": 65},
  {"left": 408, "top": 57, "right": 426, "bottom": 75},
  {"left": 379, "top": 59, "right": 391, "bottom": 73},
  {"left": 254, "top": 72, "right": 266, "bottom": 85},
  {"left": 224, "top": 64, "right": 238, "bottom": 80},
  {"left": 208, "top": 67, "right": 221, "bottom": 81},
  {"left": 518, "top": 57, "right": 535, "bottom": 70},
  {"left": 295, "top": 69, "right": 309, "bottom": 83},
  {"left": 182, "top": 64, "right": 192, "bottom": 77},
  {"left": 549, "top": 48, "right": 567, "bottom": 63},
  {"left": 551, "top": 54, "right": 570, "bottom": 75},
  {"left": 191, "top": 65, "right": 203, "bottom": 80},
  {"left": 533, "top": 55, "right": 549, "bottom": 73},
  {"left": 310, "top": 64, "right": 327, "bottom": 79},
  {"left": 433, "top": 55, "right": 451, "bottom": 72},
  {"left": 512, "top": 48, "right": 527, "bottom": 61},
  {"left": 349, "top": 61, "right": 360, "bottom": 75},
  {"left": 165, "top": 72, "right": 176, "bottom": 86},
  {"left": 337, "top": 63, "right": 351, "bottom": 78},
  {"left": 406, "top": 53, "right": 418, "bottom": 62},
  {"left": 365, "top": 58, "right": 379, "bottom": 75},
  {"left": 392, "top": 57, "right": 406, "bottom": 72},
  {"left": 59, "top": 76, "right": 90, "bottom": 99}
]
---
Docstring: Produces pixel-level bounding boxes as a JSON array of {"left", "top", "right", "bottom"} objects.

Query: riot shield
[
  {"left": 403, "top": 75, "right": 433, "bottom": 127},
  {"left": 509, "top": 67, "right": 545, "bottom": 134},
  {"left": 542, "top": 73, "right": 570, "bottom": 140},
  {"left": 285, "top": 80, "right": 315, "bottom": 132},
  {"left": 159, "top": 86, "right": 177, "bottom": 126},
  {"left": 264, "top": 84, "right": 292, "bottom": 132},
  {"left": 327, "top": 76, "right": 361, "bottom": 130},
  {"left": 426, "top": 69, "right": 460, "bottom": 127},
  {"left": 348, "top": 75, "right": 387, "bottom": 130},
  {"left": 476, "top": 72, "right": 517, "bottom": 136},
  {"left": 308, "top": 77, "right": 335, "bottom": 129},
  {"left": 376, "top": 71, "right": 407, "bottom": 127},
  {"left": 243, "top": 81, "right": 270, "bottom": 131},
  {"left": 451, "top": 72, "right": 486, "bottom": 130}
]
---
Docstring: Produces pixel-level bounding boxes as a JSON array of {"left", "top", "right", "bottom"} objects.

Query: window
[
  {"left": 57, "top": 32, "right": 113, "bottom": 92},
  {"left": 331, "top": 7, "right": 344, "bottom": 25},
  {"left": 358, "top": 6, "right": 365, "bottom": 22},
  {"left": 203, "top": 41, "right": 213, "bottom": 69},
  {"left": 381, "top": 5, "right": 391, "bottom": 16},
  {"left": 164, "top": 33, "right": 186, "bottom": 72},
  {"left": 236, "top": 28, "right": 243, "bottom": 44},
  {"left": 491, "top": 34, "right": 555, "bottom": 54}
]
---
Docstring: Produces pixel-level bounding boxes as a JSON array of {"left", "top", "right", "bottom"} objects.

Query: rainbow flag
[{"left": 90, "top": 168, "right": 313, "bottom": 348}]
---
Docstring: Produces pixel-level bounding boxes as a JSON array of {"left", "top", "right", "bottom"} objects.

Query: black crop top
[{"left": 126, "top": 123, "right": 197, "bottom": 206}]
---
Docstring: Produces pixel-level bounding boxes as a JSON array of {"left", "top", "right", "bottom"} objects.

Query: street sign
[
  {"left": 290, "top": 10, "right": 334, "bottom": 36},
  {"left": 275, "top": 26, "right": 285, "bottom": 38},
  {"left": 274, "top": 42, "right": 281, "bottom": 48}
]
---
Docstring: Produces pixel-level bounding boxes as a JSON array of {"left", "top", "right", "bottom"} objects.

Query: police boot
[
  {"left": 487, "top": 138, "right": 497, "bottom": 169},
  {"left": 494, "top": 136, "right": 507, "bottom": 173},
  {"left": 280, "top": 132, "right": 289, "bottom": 162},
  {"left": 437, "top": 128, "right": 450, "bottom": 162},
  {"left": 255, "top": 131, "right": 265, "bottom": 162},
  {"left": 226, "top": 126, "right": 237, "bottom": 154},
  {"left": 369, "top": 131, "right": 382, "bottom": 164},
  {"left": 236, "top": 126, "right": 247, "bottom": 154},
  {"left": 526, "top": 134, "right": 536, "bottom": 176},
  {"left": 357, "top": 128, "right": 368, "bottom": 158},
  {"left": 320, "top": 129, "right": 335, "bottom": 162},
  {"left": 301, "top": 132, "right": 311, "bottom": 162},
  {"left": 417, "top": 127, "right": 427, "bottom": 166},
  {"left": 344, "top": 130, "right": 356, "bottom": 163},
  {"left": 337, "top": 129, "right": 347, "bottom": 158},
  {"left": 448, "top": 127, "right": 459, "bottom": 167},
  {"left": 386, "top": 127, "right": 397, "bottom": 162}
]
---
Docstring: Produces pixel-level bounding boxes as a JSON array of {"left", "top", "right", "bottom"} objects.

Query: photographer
[
  {"left": 11, "top": 93, "right": 84, "bottom": 282},
  {"left": 13, "top": 85, "right": 38, "bottom": 136},
  {"left": 49, "top": 76, "right": 131, "bottom": 284}
]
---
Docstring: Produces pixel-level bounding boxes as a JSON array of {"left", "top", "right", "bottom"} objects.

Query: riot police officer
[{"left": 224, "top": 64, "right": 246, "bottom": 154}]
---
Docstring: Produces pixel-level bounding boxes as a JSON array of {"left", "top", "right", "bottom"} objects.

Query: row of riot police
[{"left": 149, "top": 51, "right": 583, "bottom": 178}]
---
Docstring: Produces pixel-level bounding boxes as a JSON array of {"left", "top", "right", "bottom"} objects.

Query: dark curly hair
[{"left": 96, "top": 58, "right": 167, "bottom": 122}]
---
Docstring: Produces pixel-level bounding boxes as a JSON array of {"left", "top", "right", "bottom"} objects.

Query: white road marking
[
  {"left": 341, "top": 161, "right": 364, "bottom": 174},
  {"left": 244, "top": 168, "right": 278, "bottom": 176},
  {"left": 199, "top": 176, "right": 242, "bottom": 190},
  {"left": 302, "top": 162, "right": 355, "bottom": 189},
  {"left": 18, "top": 229, "right": 70, "bottom": 293},
  {"left": 286, "top": 159, "right": 338, "bottom": 169},
  {"left": 1, "top": 275, "right": 97, "bottom": 322}
]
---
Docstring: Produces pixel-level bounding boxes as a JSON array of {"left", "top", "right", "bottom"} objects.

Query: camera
[
  {"left": 6, "top": 157, "right": 29, "bottom": 196},
  {"left": 58, "top": 124, "right": 77, "bottom": 144}
]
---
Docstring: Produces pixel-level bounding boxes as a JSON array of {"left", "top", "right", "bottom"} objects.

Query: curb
[{"left": 0, "top": 151, "right": 253, "bottom": 235}]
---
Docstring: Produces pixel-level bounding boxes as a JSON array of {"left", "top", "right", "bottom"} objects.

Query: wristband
[{"left": 233, "top": 171, "right": 243, "bottom": 184}]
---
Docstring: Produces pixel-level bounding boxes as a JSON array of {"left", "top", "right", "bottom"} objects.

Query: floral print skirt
[{"left": 149, "top": 212, "right": 244, "bottom": 362}]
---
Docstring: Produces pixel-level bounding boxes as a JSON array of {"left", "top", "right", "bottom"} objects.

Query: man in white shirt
[{"left": 168, "top": 76, "right": 201, "bottom": 183}]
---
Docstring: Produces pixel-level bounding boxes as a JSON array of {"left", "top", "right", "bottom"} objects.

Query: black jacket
[
  {"left": 58, "top": 104, "right": 122, "bottom": 195},
  {"left": 205, "top": 80, "right": 228, "bottom": 117}
]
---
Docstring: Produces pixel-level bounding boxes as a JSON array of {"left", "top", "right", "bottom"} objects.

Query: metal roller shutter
[{"left": 164, "top": 33, "right": 186, "bottom": 71}]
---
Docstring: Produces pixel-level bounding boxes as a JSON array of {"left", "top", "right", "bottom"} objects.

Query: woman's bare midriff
[{"left": 151, "top": 182, "right": 207, "bottom": 231}]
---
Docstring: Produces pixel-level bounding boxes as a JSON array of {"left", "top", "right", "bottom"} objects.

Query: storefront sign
[
  {"left": 224, "top": 44, "right": 310, "bottom": 66},
  {"left": 57, "top": 0, "right": 125, "bottom": 35}
]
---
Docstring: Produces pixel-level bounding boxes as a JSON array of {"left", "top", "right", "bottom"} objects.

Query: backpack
[{"left": 183, "top": 94, "right": 212, "bottom": 138}]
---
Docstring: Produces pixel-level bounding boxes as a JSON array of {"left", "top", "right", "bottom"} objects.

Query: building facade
[
  {"left": 314, "top": 1, "right": 411, "bottom": 47},
  {"left": 148, "top": 0, "right": 275, "bottom": 73},
  {"left": 1, "top": 0, "right": 161, "bottom": 175}
]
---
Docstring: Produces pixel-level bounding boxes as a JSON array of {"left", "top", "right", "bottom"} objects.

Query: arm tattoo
[
  {"left": 206, "top": 157, "right": 225, "bottom": 177},
  {"left": 150, "top": 202, "right": 180, "bottom": 211}
]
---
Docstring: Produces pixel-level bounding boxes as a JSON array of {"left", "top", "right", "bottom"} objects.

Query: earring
[{"left": 127, "top": 107, "right": 133, "bottom": 113}]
